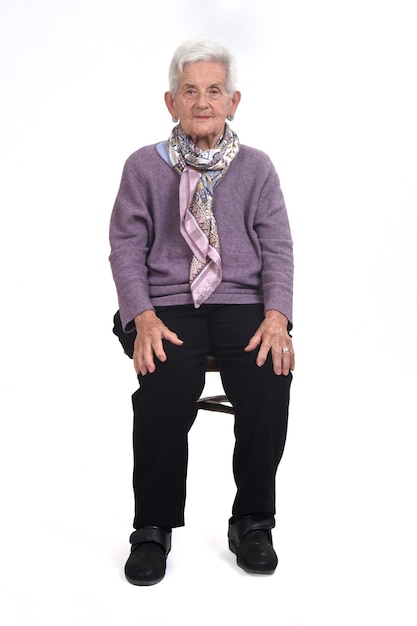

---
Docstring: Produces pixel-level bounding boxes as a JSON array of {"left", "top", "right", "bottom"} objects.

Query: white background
[{"left": 1, "top": 1, "right": 416, "bottom": 625}]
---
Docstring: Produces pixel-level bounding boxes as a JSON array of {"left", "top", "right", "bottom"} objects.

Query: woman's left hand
[{"left": 244, "top": 309, "right": 295, "bottom": 375}]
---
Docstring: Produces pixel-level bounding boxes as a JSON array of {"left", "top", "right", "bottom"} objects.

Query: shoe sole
[{"left": 125, "top": 572, "right": 165, "bottom": 586}]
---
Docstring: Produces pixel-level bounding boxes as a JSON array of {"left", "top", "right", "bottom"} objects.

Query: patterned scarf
[{"left": 168, "top": 123, "right": 240, "bottom": 307}]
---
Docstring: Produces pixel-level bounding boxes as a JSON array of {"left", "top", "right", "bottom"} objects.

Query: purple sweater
[{"left": 109, "top": 142, "right": 294, "bottom": 332}]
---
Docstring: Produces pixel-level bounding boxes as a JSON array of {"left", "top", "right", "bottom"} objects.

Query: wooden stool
[{"left": 196, "top": 355, "right": 234, "bottom": 414}]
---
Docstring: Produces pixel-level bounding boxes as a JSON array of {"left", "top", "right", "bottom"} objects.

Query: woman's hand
[
  {"left": 133, "top": 310, "right": 183, "bottom": 375},
  {"left": 244, "top": 310, "right": 295, "bottom": 375}
]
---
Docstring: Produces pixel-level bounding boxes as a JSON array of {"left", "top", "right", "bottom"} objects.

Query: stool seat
[{"left": 205, "top": 354, "right": 219, "bottom": 372}]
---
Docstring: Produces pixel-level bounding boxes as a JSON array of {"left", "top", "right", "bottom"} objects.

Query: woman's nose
[{"left": 195, "top": 91, "right": 209, "bottom": 107}]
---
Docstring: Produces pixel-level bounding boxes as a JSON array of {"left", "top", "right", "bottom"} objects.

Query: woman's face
[{"left": 165, "top": 61, "right": 241, "bottom": 151}]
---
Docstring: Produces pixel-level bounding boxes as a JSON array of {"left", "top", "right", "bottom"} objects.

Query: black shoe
[
  {"left": 228, "top": 515, "right": 278, "bottom": 575},
  {"left": 124, "top": 526, "right": 172, "bottom": 586}
]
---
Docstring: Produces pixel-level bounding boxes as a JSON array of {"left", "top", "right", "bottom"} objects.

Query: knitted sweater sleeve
[
  {"left": 255, "top": 158, "right": 294, "bottom": 325},
  {"left": 109, "top": 152, "right": 155, "bottom": 332}
]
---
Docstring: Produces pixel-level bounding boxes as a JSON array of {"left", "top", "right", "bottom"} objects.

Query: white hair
[{"left": 168, "top": 39, "right": 238, "bottom": 97}]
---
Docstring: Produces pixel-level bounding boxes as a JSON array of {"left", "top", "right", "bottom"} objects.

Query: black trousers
[{"left": 119, "top": 304, "right": 292, "bottom": 529}]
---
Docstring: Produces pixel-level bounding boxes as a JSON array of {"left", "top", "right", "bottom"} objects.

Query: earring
[
  {"left": 172, "top": 116, "right": 178, "bottom": 123},
  {"left": 227, "top": 114, "right": 234, "bottom": 121}
]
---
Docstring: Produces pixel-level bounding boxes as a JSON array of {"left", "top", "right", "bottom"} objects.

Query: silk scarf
[{"left": 168, "top": 123, "right": 240, "bottom": 307}]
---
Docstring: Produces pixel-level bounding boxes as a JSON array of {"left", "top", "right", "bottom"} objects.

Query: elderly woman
[{"left": 109, "top": 39, "right": 294, "bottom": 586}]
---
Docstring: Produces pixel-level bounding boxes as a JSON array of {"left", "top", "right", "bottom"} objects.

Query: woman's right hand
[{"left": 133, "top": 310, "right": 183, "bottom": 375}]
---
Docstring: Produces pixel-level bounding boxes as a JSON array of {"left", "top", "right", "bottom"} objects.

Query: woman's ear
[
  {"left": 230, "top": 90, "right": 241, "bottom": 116},
  {"left": 164, "top": 91, "right": 176, "bottom": 117}
]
